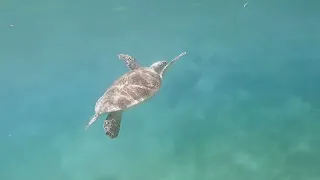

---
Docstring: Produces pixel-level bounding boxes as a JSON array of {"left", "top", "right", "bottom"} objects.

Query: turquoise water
[{"left": 1, "top": 0, "right": 320, "bottom": 179}]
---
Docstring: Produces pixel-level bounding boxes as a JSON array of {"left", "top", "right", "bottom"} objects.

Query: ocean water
[{"left": 1, "top": 0, "right": 320, "bottom": 179}]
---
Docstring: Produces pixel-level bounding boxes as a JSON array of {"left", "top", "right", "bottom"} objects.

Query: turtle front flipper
[
  {"left": 160, "top": 52, "right": 186, "bottom": 77},
  {"left": 104, "top": 111, "right": 123, "bottom": 138},
  {"left": 118, "top": 54, "right": 140, "bottom": 70}
]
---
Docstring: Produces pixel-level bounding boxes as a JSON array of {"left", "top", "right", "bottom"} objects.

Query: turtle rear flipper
[{"left": 104, "top": 111, "right": 123, "bottom": 138}]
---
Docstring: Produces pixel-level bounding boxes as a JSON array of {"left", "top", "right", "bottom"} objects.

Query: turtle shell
[{"left": 95, "top": 67, "right": 162, "bottom": 113}]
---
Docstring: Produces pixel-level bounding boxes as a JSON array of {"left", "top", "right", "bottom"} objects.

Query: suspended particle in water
[{"left": 244, "top": 1, "right": 249, "bottom": 7}]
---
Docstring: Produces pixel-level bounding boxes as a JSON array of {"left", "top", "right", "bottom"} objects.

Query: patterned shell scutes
[{"left": 95, "top": 68, "right": 161, "bottom": 113}]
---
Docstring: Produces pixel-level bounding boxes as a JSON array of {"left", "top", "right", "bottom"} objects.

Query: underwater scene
[{"left": 0, "top": 0, "right": 319, "bottom": 179}]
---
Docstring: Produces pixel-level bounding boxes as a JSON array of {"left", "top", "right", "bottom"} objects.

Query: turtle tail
[{"left": 85, "top": 113, "right": 100, "bottom": 130}]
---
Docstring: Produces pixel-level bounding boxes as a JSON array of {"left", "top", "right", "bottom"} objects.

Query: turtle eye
[{"left": 158, "top": 61, "right": 167, "bottom": 67}]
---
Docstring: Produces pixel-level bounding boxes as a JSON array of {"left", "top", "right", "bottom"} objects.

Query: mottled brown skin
[
  {"left": 104, "top": 111, "right": 122, "bottom": 138},
  {"left": 96, "top": 67, "right": 162, "bottom": 114}
]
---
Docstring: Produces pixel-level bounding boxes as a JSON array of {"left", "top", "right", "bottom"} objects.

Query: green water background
[{"left": 0, "top": 0, "right": 319, "bottom": 179}]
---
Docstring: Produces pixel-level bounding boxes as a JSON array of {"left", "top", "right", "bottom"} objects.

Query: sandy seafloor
[{"left": 0, "top": 0, "right": 320, "bottom": 180}]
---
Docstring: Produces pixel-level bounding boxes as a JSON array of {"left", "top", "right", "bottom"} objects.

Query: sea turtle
[{"left": 85, "top": 52, "right": 187, "bottom": 138}]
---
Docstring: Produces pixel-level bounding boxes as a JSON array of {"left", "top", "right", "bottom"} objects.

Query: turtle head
[
  {"left": 150, "top": 52, "right": 187, "bottom": 78},
  {"left": 150, "top": 61, "right": 168, "bottom": 77}
]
